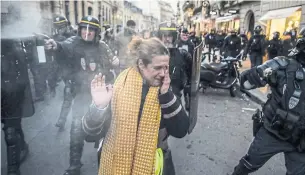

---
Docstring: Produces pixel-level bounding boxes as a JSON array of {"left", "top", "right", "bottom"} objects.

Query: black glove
[{"left": 240, "top": 68, "right": 266, "bottom": 89}]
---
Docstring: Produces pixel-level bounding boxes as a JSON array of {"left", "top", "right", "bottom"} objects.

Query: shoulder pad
[{"left": 273, "top": 56, "right": 289, "bottom": 67}]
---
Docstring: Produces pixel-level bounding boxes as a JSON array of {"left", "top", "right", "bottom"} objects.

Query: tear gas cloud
[{"left": 1, "top": 1, "right": 52, "bottom": 39}]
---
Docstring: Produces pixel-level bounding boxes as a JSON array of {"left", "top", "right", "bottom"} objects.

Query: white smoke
[{"left": 1, "top": 1, "right": 52, "bottom": 39}]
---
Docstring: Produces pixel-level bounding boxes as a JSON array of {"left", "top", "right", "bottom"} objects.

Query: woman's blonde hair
[{"left": 127, "top": 37, "right": 169, "bottom": 66}]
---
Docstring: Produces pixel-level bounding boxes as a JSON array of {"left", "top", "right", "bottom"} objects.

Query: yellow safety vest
[{"left": 154, "top": 148, "right": 164, "bottom": 175}]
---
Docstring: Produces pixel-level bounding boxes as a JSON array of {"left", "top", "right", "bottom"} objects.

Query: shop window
[{"left": 266, "top": 10, "right": 301, "bottom": 40}]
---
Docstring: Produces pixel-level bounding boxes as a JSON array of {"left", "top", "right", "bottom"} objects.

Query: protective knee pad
[{"left": 4, "top": 127, "right": 19, "bottom": 146}]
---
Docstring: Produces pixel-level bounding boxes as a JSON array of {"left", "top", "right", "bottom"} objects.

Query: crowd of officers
[
  {"left": 1, "top": 11, "right": 305, "bottom": 175},
  {"left": 203, "top": 26, "right": 298, "bottom": 68}
]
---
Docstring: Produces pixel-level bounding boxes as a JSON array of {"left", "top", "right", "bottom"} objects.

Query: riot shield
[{"left": 188, "top": 40, "right": 203, "bottom": 134}]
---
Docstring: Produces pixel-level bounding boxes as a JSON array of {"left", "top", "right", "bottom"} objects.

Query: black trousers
[
  {"left": 233, "top": 127, "right": 305, "bottom": 175},
  {"left": 249, "top": 53, "right": 263, "bottom": 68},
  {"left": 1, "top": 118, "right": 26, "bottom": 173},
  {"left": 66, "top": 89, "right": 91, "bottom": 172}
]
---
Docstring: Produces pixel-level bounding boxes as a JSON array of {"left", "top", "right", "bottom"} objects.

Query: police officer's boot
[
  {"left": 17, "top": 127, "right": 29, "bottom": 164},
  {"left": 63, "top": 119, "right": 84, "bottom": 175},
  {"left": 20, "top": 143, "right": 29, "bottom": 164},
  {"left": 5, "top": 127, "right": 21, "bottom": 175},
  {"left": 231, "top": 163, "right": 251, "bottom": 175}
]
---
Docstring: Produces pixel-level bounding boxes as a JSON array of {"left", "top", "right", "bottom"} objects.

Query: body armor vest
[{"left": 263, "top": 58, "right": 305, "bottom": 142}]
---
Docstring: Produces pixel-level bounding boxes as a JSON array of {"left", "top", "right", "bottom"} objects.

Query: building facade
[
  {"left": 159, "top": 1, "right": 174, "bottom": 22},
  {"left": 203, "top": 0, "right": 305, "bottom": 39}
]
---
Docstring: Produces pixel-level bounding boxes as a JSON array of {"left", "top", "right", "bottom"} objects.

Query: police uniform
[
  {"left": 205, "top": 28, "right": 218, "bottom": 62},
  {"left": 177, "top": 29, "right": 195, "bottom": 59},
  {"left": 267, "top": 31, "right": 284, "bottom": 60},
  {"left": 158, "top": 22, "right": 193, "bottom": 111},
  {"left": 1, "top": 38, "right": 35, "bottom": 175},
  {"left": 222, "top": 30, "right": 242, "bottom": 58},
  {"left": 52, "top": 15, "right": 77, "bottom": 129},
  {"left": 246, "top": 26, "right": 266, "bottom": 67},
  {"left": 232, "top": 35, "right": 305, "bottom": 175},
  {"left": 52, "top": 16, "right": 115, "bottom": 175}
]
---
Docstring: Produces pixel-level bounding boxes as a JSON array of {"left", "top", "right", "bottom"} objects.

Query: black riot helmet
[
  {"left": 273, "top": 31, "right": 280, "bottom": 39},
  {"left": 254, "top": 25, "right": 262, "bottom": 35},
  {"left": 158, "top": 21, "right": 178, "bottom": 48},
  {"left": 52, "top": 15, "right": 69, "bottom": 35},
  {"left": 78, "top": 15, "right": 101, "bottom": 43}
]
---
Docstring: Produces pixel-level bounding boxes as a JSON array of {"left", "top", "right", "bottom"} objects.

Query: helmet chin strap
[{"left": 85, "top": 24, "right": 89, "bottom": 40}]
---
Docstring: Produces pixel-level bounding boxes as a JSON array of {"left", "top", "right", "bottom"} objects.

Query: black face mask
[
  {"left": 273, "top": 34, "right": 279, "bottom": 40},
  {"left": 254, "top": 31, "right": 260, "bottom": 35}
]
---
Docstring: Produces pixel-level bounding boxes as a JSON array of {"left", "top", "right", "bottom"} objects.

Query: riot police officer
[
  {"left": 158, "top": 21, "right": 192, "bottom": 111},
  {"left": 45, "top": 15, "right": 119, "bottom": 175},
  {"left": 52, "top": 15, "right": 76, "bottom": 129},
  {"left": 205, "top": 28, "right": 218, "bottom": 62},
  {"left": 266, "top": 31, "right": 284, "bottom": 60},
  {"left": 189, "top": 31, "right": 200, "bottom": 47},
  {"left": 283, "top": 31, "right": 295, "bottom": 56},
  {"left": 231, "top": 28, "right": 305, "bottom": 175},
  {"left": 222, "top": 29, "right": 241, "bottom": 58},
  {"left": 103, "top": 27, "right": 116, "bottom": 52},
  {"left": 52, "top": 15, "right": 75, "bottom": 41},
  {"left": 1, "top": 38, "right": 35, "bottom": 175},
  {"left": 216, "top": 29, "right": 227, "bottom": 55},
  {"left": 177, "top": 28, "right": 195, "bottom": 58},
  {"left": 246, "top": 25, "right": 266, "bottom": 67}
]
